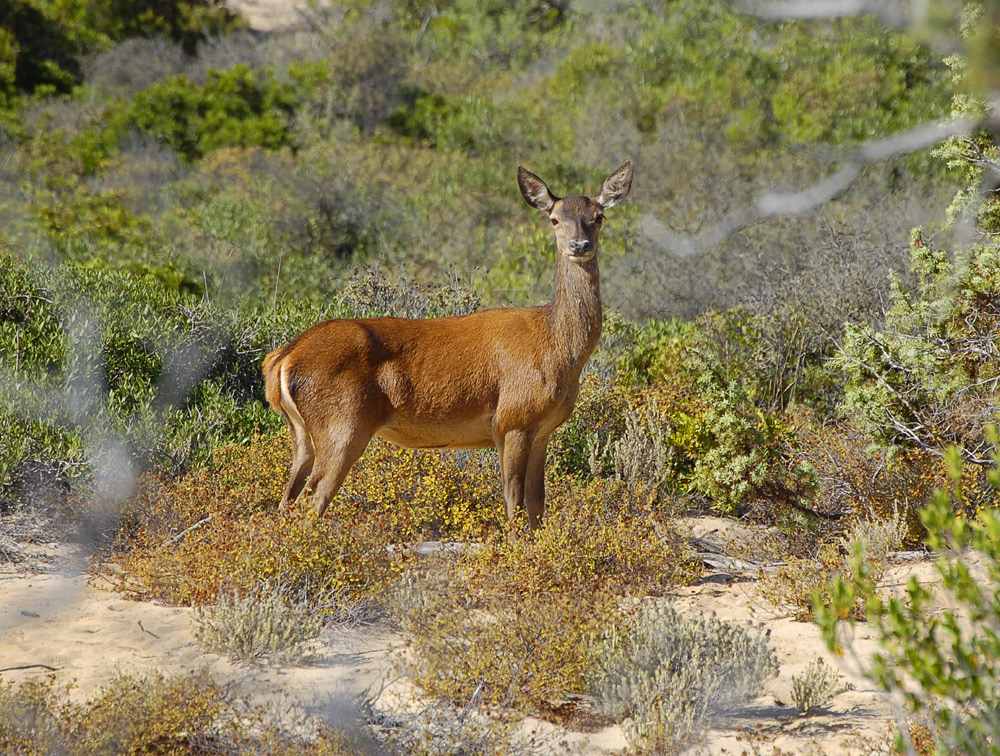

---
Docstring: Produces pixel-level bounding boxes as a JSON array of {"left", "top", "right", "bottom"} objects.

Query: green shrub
[
  {"left": 838, "top": 233, "right": 1000, "bottom": 480},
  {"left": 74, "top": 0, "right": 245, "bottom": 54},
  {"left": 819, "top": 441, "right": 1000, "bottom": 756},
  {"left": 590, "top": 602, "right": 778, "bottom": 755},
  {"left": 386, "top": 88, "right": 538, "bottom": 155},
  {"left": 123, "top": 63, "right": 319, "bottom": 161}
]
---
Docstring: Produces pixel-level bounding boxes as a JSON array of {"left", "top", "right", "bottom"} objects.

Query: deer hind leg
[
  {"left": 303, "top": 423, "right": 373, "bottom": 517},
  {"left": 524, "top": 435, "right": 550, "bottom": 530},
  {"left": 278, "top": 376, "right": 315, "bottom": 507}
]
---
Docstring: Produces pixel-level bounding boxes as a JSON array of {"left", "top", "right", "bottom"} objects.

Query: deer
[{"left": 262, "top": 161, "right": 633, "bottom": 529}]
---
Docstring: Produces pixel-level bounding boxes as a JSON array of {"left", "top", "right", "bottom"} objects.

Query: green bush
[
  {"left": 838, "top": 233, "right": 1000, "bottom": 483},
  {"left": 819, "top": 441, "right": 1000, "bottom": 756},
  {"left": 0, "top": 0, "right": 245, "bottom": 111},
  {"left": 123, "top": 63, "right": 320, "bottom": 161},
  {"left": 0, "top": 254, "right": 296, "bottom": 504}
]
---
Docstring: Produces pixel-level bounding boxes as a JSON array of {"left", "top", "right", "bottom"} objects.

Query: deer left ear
[{"left": 595, "top": 161, "right": 633, "bottom": 209}]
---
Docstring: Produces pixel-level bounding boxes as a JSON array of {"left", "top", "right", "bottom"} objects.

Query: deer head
[{"left": 517, "top": 161, "right": 633, "bottom": 262}]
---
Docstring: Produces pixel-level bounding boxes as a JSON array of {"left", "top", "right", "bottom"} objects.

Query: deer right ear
[{"left": 518, "top": 166, "right": 557, "bottom": 213}]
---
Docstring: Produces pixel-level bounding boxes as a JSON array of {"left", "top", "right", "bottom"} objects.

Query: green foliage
[
  {"left": 124, "top": 64, "right": 319, "bottom": 161},
  {"left": 838, "top": 234, "right": 1000, "bottom": 476},
  {"left": 818, "top": 437, "right": 1000, "bottom": 756},
  {"left": 408, "top": 0, "right": 572, "bottom": 75},
  {"left": 0, "top": 0, "right": 244, "bottom": 111},
  {"left": 567, "top": 0, "right": 947, "bottom": 144},
  {"left": 591, "top": 602, "right": 778, "bottom": 755},
  {"left": 687, "top": 375, "right": 792, "bottom": 515},
  {"left": 67, "top": 0, "right": 245, "bottom": 54},
  {"left": 0, "top": 1, "right": 88, "bottom": 107},
  {"left": 932, "top": 4, "right": 999, "bottom": 235},
  {"left": 0, "top": 253, "right": 305, "bottom": 504},
  {"left": 386, "top": 87, "right": 539, "bottom": 155},
  {"left": 551, "top": 313, "right": 801, "bottom": 514}
]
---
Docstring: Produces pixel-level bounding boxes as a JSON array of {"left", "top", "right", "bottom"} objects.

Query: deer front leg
[
  {"left": 497, "top": 429, "right": 532, "bottom": 523},
  {"left": 524, "top": 435, "right": 550, "bottom": 530}
]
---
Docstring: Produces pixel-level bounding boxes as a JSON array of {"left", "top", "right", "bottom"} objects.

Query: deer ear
[
  {"left": 595, "top": 161, "right": 633, "bottom": 209},
  {"left": 518, "top": 166, "right": 557, "bottom": 212}
]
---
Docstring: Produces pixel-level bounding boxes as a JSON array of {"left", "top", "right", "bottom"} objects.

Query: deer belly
[{"left": 375, "top": 414, "right": 494, "bottom": 450}]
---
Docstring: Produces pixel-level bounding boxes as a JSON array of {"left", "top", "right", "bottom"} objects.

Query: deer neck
[{"left": 547, "top": 253, "right": 603, "bottom": 372}]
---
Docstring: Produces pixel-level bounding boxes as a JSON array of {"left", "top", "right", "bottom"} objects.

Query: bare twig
[
  {"left": 160, "top": 516, "right": 212, "bottom": 550},
  {"left": 644, "top": 115, "right": 981, "bottom": 258},
  {"left": 741, "top": 0, "right": 912, "bottom": 26},
  {"left": 0, "top": 663, "right": 60, "bottom": 672}
]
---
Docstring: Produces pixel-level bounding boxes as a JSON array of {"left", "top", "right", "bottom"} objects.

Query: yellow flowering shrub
[
  {"left": 398, "top": 477, "right": 701, "bottom": 712},
  {"left": 342, "top": 439, "right": 503, "bottom": 541},
  {"left": 0, "top": 669, "right": 363, "bottom": 755},
  {"left": 106, "top": 433, "right": 405, "bottom": 607}
]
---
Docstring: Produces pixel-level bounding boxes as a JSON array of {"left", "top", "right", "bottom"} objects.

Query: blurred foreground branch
[{"left": 643, "top": 113, "right": 985, "bottom": 258}]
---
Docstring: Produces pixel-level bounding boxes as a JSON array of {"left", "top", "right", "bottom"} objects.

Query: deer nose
[{"left": 569, "top": 239, "right": 591, "bottom": 255}]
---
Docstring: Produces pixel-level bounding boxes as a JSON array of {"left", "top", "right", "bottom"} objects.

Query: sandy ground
[
  {"left": 0, "top": 519, "right": 940, "bottom": 756},
  {"left": 224, "top": 0, "right": 331, "bottom": 31}
]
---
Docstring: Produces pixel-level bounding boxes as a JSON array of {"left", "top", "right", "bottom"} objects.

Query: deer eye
[
  {"left": 551, "top": 218, "right": 559, "bottom": 226},
  {"left": 595, "top": 215, "right": 604, "bottom": 224}
]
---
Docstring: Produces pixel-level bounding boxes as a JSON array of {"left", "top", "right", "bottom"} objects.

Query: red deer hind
[{"left": 262, "top": 161, "right": 633, "bottom": 528}]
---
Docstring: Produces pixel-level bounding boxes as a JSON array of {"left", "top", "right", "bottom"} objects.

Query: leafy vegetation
[{"left": 819, "top": 445, "right": 1000, "bottom": 755}]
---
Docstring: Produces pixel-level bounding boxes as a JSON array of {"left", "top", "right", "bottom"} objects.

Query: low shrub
[
  {"left": 590, "top": 602, "right": 778, "bottom": 756},
  {"left": 757, "top": 508, "right": 904, "bottom": 621},
  {"left": 398, "top": 554, "right": 624, "bottom": 712},
  {"left": 756, "top": 542, "right": 847, "bottom": 622},
  {"left": 0, "top": 669, "right": 364, "bottom": 755},
  {"left": 193, "top": 580, "right": 327, "bottom": 665},
  {"left": 366, "top": 696, "right": 539, "bottom": 756},
  {"left": 397, "top": 478, "right": 699, "bottom": 713},
  {"left": 340, "top": 439, "right": 503, "bottom": 542},
  {"left": 789, "top": 414, "right": 947, "bottom": 527},
  {"left": 499, "top": 477, "right": 700, "bottom": 594},
  {"left": 105, "top": 433, "right": 404, "bottom": 609},
  {"left": 791, "top": 658, "right": 852, "bottom": 714}
]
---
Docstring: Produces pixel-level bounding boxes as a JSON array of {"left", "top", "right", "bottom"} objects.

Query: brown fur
[{"left": 262, "top": 162, "right": 633, "bottom": 528}]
